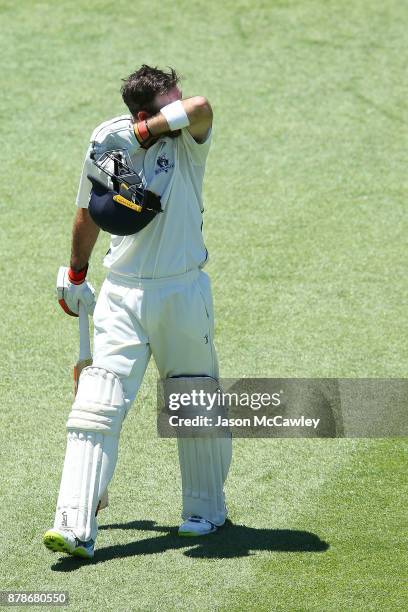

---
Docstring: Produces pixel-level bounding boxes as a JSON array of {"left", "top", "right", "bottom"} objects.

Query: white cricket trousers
[{"left": 92, "top": 267, "right": 231, "bottom": 525}]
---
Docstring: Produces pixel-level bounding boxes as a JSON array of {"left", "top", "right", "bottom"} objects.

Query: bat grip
[{"left": 78, "top": 302, "right": 92, "bottom": 361}]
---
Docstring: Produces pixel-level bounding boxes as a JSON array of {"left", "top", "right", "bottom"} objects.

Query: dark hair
[{"left": 121, "top": 64, "right": 181, "bottom": 116}]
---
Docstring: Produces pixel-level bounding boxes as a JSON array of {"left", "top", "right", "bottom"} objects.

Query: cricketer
[{"left": 43, "top": 65, "right": 232, "bottom": 559}]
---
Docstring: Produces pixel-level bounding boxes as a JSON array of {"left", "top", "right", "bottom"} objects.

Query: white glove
[{"left": 56, "top": 265, "right": 96, "bottom": 316}]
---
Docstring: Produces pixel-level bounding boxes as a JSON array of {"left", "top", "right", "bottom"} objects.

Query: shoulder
[{"left": 90, "top": 115, "right": 132, "bottom": 143}]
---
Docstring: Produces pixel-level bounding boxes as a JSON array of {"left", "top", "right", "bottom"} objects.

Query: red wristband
[
  {"left": 68, "top": 263, "right": 88, "bottom": 285},
  {"left": 135, "top": 120, "right": 150, "bottom": 143}
]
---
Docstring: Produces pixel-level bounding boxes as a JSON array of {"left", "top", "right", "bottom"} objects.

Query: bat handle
[{"left": 78, "top": 302, "right": 92, "bottom": 361}]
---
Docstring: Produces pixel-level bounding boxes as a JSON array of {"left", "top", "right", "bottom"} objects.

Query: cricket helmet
[{"left": 87, "top": 150, "right": 162, "bottom": 236}]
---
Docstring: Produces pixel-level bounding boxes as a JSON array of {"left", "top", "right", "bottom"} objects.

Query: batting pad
[
  {"left": 67, "top": 366, "right": 126, "bottom": 433},
  {"left": 178, "top": 436, "right": 232, "bottom": 525},
  {"left": 54, "top": 367, "right": 126, "bottom": 541},
  {"left": 165, "top": 377, "right": 232, "bottom": 526}
]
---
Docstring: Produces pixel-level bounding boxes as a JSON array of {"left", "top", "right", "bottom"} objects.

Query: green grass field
[{"left": 0, "top": 0, "right": 407, "bottom": 610}]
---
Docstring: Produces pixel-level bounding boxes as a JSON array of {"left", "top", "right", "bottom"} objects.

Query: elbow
[{"left": 193, "top": 96, "right": 213, "bottom": 121}]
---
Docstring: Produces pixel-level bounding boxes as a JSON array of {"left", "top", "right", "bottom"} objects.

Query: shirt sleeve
[
  {"left": 75, "top": 144, "right": 95, "bottom": 208},
  {"left": 180, "top": 127, "right": 212, "bottom": 166}
]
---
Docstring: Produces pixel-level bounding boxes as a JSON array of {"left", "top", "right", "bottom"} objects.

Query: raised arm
[{"left": 134, "top": 96, "right": 213, "bottom": 146}]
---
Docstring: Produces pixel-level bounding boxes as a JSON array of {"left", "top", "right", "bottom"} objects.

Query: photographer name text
[{"left": 167, "top": 415, "right": 320, "bottom": 429}]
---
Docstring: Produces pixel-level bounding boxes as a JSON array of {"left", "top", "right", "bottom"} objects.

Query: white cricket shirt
[{"left": 76, "top": 115, "right": 211, "bottom": 279}]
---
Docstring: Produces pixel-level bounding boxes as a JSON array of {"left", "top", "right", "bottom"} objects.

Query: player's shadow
[{"left": 50, "top": 520, "right": 329, "bottom": 571}]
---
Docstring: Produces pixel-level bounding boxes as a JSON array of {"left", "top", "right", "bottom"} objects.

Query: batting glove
[{"left": 56, "top": 265, "right": 96, "bottom": 317}]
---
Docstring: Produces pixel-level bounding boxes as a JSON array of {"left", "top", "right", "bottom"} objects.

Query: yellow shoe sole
[
  {"left": 43, "top": 530, "right": 74, "bottom": 555},
  {"left": 43, "top": 530, "right": 93, "bottom": 559}
]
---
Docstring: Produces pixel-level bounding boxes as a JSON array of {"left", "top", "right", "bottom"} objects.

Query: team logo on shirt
[{"left": 155, "top": 153, "right": 175, "bottom": 175}]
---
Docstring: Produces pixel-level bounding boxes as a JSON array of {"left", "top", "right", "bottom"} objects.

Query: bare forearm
[
  {"left": 145, "top": 97, "right": 209, "bottom": 132},
  {"left": 139, "top": 97, "right": 212, "bottom": 143},
  {"left": 70, "top": 208, "right": 100, "bottom": 271}
]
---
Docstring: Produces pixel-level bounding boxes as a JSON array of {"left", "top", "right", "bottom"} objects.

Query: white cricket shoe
[
  {"left": 178, "top": 516, "right": 218, "bottom": 537},
  {"left": 43, "top": 528, "right": 95, "bottom": 559}
]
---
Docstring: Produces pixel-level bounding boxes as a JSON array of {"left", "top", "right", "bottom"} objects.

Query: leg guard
[
  {"left": 54, "top": 367, "right": 126, "bottom": 542},
  {"left": 166, "top": 376, "right": 232, "bottom": 526},
  {"left": 178, "top": 436, "right": 232, "bottom": 526}
]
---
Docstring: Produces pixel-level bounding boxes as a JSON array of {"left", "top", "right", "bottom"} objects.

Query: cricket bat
[
  {"left": 73, "top": 301, "right": 109, "bottom": 514},
  {"left": 73, "top": 301, "right": 93, "bottom": 394}
]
